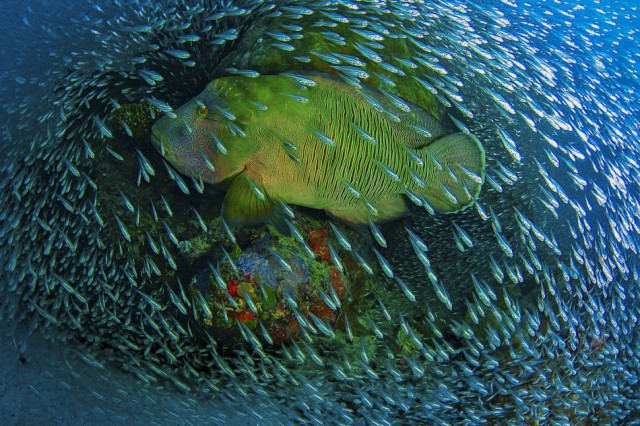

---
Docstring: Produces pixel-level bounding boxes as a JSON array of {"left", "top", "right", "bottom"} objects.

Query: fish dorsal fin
[
  {"left": 418, "top": 132, "right": 486, "bottom": 213},
  {"left": 221, "top": 174, "right": 275, "bottom": 227},
  {"left": 398, "top": 107, "right": 449, "bottom": 149},
  {"left": 365, "top": 89, "right": 449, "bottom": 150}
]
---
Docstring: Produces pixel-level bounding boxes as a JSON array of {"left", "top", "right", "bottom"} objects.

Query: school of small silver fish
[{"left": 0, "top": 0, "right": 638, "bottom": 424}]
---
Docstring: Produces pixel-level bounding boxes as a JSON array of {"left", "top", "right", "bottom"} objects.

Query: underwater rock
[
  {"left": 109, "top": 102, "right": 161, "bottom": 140},
  {"left": 188, "top": 222, "right": 350, "bottom": 346}
]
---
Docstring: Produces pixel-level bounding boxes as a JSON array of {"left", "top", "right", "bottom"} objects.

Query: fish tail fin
[{"left": 419, "top": 132, "right": 486, "bottom": 213}]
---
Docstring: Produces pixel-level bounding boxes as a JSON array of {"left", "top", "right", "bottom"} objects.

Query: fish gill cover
[{"left": 0, "top": 0, "right": 639, "bottom": 423}]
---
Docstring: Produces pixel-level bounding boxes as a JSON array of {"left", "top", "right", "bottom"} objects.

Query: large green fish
[{"left": 151, "top": 73, "right": 485, "bottom": 226}]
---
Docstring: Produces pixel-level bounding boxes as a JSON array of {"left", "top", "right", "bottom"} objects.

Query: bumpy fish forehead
[{"left": 201, "top": 79, "right": 239, "bottom": 108}]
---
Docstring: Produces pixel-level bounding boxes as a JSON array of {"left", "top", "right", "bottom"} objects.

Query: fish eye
[{"left": 197, "top": 105, "right": 208, "bottom": 116}]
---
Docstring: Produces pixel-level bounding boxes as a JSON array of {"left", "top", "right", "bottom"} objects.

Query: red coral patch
[
  {"left": 226, "top": 279, "right": 238, "bottom": 297},
  {"left": 329, "top": 267, "right": 345, "bottom": 299},
  {"left": 306, "top": 225, "right": 331, "bottom": 262},
  {"left": 235, "top": 311, "right": 255, "bottom": 322}
]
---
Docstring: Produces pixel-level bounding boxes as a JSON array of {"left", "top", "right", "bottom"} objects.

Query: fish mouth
[{"left": 150, "top": 129, "right": 167, "bottom": 156}]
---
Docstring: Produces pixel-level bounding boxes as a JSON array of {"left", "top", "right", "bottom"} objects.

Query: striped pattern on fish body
[{"left": 151, "top": 73, "right": 485, "bottom": 225}]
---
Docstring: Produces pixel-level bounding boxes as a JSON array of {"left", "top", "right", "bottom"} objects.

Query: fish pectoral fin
[
  {"left": 327, "top": 194, "right": 408, "bottom": 225},
  {"left": 420, "top": 132, "right": 486, "bottom": 213},
  {"left": 221, "top": 174, "right": 275, "bottom": 227}
]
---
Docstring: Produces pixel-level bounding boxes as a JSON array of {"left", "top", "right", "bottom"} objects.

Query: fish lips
[{"left": 150, "top": 126, "right": 169, "bottom": 157}]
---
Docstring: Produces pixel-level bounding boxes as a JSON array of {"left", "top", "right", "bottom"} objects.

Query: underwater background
[{"left": 0, "top": 0, "right": 638, "bottom": 424}]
